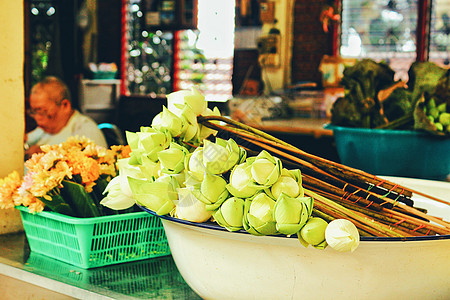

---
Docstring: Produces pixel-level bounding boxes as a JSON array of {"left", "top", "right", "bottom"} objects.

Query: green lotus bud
[
  {"left": 193, "top": 173, "right": 229, "bottom": 211},
  {"left": 158, "top": 142, "right": 189, "bottom": 174},
  {"left": 248, "top": 150, "right": 282, "bottom": 186},
  {"left": 115, "top": 158, "right": 147, "bottom": 197},
  {"left": 435, "top": 122, "right": 444, "bottom": 131},
  {"left": 175, "top": 187, "right": 212, "bottom": 223},
  {"left": 138, "top": 156, "right": 162, "bottom": 180},
  {"left": 269, "top": 168, "right": 304, "bottom": 199},
  {"left": 298, "top": 217, "right": 328, "bottom": 249},
  {"left": 152, "top": 106, "right": 183, "bottom": 137},
  {"left": 273, "top": 195, "right": 313, "bottom": 235},
  {"left": 213, "top": 197, "right": 245, "bottom": 232},
  {"left": 227, "top": 161, "right": 267, "bottom": 198},
  {"left": 127, "top": 127, "right": 172, "bottom": 163},
  {"left": 325, "top": 219, "right": 360, "bottom": 252},
  {"left": 166, "top": 87, "right": 207, "bottom": 116},
  {"left": 127, "top": 175, "right": 178, "bottom": 215},
  {"left": 243, "top": 192, "right": 277, "bottom": 236},
  {"left": 185, "top": 147, "right": 206, "bottom": 182},
  {"left": 179, "top": 104, "right": 199, "bottom": 142},
  {"left": 203, "top": 138, "right": 246, "bottom": 175},
  {"left": 198, "top": 107, "right": 221, "bottom": 140},
  {"left": 126, "top": 130, "right": 139, "bottom": 150}
]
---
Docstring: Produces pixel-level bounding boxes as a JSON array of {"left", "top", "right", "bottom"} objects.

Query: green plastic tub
[
  {"left": 17, "top": 206, "right": 170, "bottom": 269},
  {"left": 327, "top": 125, "right": 450, "bottom": 180}
]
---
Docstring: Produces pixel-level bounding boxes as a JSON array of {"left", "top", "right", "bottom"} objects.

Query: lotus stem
[
  {"left": 305, "top": 189, "right": 406, "bottom": 237},
  {"left": 199, "top": 116, "right": 415, "bottom": 197}
]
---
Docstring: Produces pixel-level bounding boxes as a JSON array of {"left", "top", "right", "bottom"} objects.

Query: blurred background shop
[{"left": 23, "top": 0, "right": 450, "bottom": 162}]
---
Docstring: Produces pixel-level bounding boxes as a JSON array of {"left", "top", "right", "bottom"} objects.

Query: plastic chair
[{"left": 98, "top": 123, "right": 126, "bottom": 147}]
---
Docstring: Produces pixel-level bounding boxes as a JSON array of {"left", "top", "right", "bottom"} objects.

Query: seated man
[{"left": 25, "top": 76, "right": 107, "bottom": 158}]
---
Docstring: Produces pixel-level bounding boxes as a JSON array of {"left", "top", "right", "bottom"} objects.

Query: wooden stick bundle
[{"left": 198, "top": 115, "right": 450, "bottom": 237}]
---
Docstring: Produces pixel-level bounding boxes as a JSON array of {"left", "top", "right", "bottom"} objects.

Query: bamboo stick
[
  {"left": 314, "top": 190, "right": 438, "bottom": 236},
  {"left": 305, "top": 189, "right": 406, "bottom": 237}
]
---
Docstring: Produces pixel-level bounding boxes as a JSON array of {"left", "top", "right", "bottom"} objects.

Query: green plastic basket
[{"left": 17, "top": 206, "right": 170, "bottom": 269}]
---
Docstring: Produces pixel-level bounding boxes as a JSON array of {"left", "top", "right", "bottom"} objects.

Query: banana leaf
[
  {"left": 59, "top": 180, "right": 101, "bottom": 217},
  {"left": 38, "top": 193, "right": 76, "bottom": 216}
]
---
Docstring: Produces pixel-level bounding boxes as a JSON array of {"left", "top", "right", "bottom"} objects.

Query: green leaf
[
  {"left": 38, "top": 193, "right": 76, "bottom": 217},
  {"left": 60, "top": 180, "right": 101, "bottom": 217}
]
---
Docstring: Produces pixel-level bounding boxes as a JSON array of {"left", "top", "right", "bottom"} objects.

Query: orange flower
[
  {"left": 66, "top": 151, "right": 100, "bottom": 192},
  {"left": 27, "top": 160, "right": 72, "bottom": 198},
  {"left": 10, "top": 136, "right": 128, "bottom": 213},
  {"left": 112, "top": 145, "right": 132, "bottom": 159},
  {"left": 0, "top": 171, "right": 22, "bottom": 209}
]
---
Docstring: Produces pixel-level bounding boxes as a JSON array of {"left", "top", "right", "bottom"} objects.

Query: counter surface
[
  {"left": 0, "top": 232, "right": 201, "bottom": 299},
  {"left": 248, "top": 117, "right": 333, "bottom": 138}
]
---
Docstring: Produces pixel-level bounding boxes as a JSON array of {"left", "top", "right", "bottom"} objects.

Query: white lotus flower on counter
[
  {"left": 100, "top": 157, "right": 146, "bottom": 210},
  {"left": 226, "top": 161, "right": 267, "bottom": 198},
  {"left": 185, "top": 147, "right": 206, "bottom": 182},
  {"left": 325, "top": 219, "right": 360, "bottom": 252},
  {"left": 203, "top": 138, "right": 246, "bottom": 175},
  {"left": 126, "top": 127, "right": 171, "bottom": 163}
]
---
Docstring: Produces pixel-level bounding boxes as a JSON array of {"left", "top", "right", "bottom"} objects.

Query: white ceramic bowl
[{"left": 143, "top": 177, "right": 450, "bottom": 299}]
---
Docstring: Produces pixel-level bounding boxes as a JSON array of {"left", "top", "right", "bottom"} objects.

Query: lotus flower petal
[
  {"left": 127, "top": 176, "right": 178, "bottom": 215},
  {"left": 101, "top": 176, "right": 136, "bottom": 210},
  {"left": 152, "top": 106, "right": 183, "bottom": 137},
  {"left": 176, "top": 187, "right": 212, "bottom": 222},
  {"left": 185, "top": 148, "right": 206, "bottom": 181},
  {"left": 158, "top": 142, "right": 189, "bottom": 174}
]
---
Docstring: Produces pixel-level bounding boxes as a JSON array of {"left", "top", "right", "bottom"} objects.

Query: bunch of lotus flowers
[{"left": 101, "top": 87, "right": 360, "bottom": 252}]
